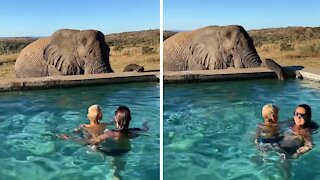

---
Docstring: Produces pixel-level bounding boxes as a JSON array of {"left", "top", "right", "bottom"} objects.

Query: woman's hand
[
  {"left": 297, "top": 146, "right": 310, "bottom": 154},
  {"left": 56, "top": 134, "right": 69, "bottom": 140},
  {"left": 291, "top": 152, "right": 300, "bottom": 159}
]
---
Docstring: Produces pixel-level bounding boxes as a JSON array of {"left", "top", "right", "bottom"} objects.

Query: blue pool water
[
  {"left": 0, "top": 83, "right": 159, "bottom": 180},
  {"left": 164, "top": 79, "right": 320, "bottom": 180}
]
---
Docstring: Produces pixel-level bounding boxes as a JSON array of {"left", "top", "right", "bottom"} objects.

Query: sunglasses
[{"left": 294, "top": 111, "right": 305, "bottom": 118}]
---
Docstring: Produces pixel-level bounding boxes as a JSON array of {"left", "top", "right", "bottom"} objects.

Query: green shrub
[{"left": 0, "top": 41, "right": 32, "bottom": 55}]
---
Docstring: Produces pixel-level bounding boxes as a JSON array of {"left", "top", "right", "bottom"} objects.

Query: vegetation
[
  {"left": 105, "top": 29, "right": 159, "bottom": 48},
  {"left": 0, "top": 37, "right": 36, "bottom": 55},
  {"left": 1, "top": 27, "right": 320, "bottom": 79},
  {"left": 0, "top": 29, "right": 160, "bottom": 79},
  {"left": 249, "top": 27, "right": 320, "bottom": 47},
  {"left": 248, "top": 27, "right": 320, "bottom": 67},
  {"left": 163, "top": 31, "right": 177, "bottom": 41},
  {"left": 163, "top": 27, "right": 320, "bottom": 67}
]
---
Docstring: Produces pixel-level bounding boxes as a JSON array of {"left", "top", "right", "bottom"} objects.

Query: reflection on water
[
  {"left": 164, "top": 79, "right": 320, "bottom": 180},
  {"left": 0, "top": 82, "right": 160, "bottom": 180}
]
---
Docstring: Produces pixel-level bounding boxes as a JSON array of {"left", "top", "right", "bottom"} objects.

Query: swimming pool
[
  {"left": 0, "top": 82, "right": 160, "bottom": 180},
  {"left": 164, "top": 79, "right": 320, "bottom": 180}
]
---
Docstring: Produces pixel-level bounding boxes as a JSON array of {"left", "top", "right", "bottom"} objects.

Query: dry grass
[
  {"left": 0, "top": 30, "right": 160, "bottom": 80},
  {"left": 1, "top": 28, "right": 319, "bottom": 79},
  {"left": 250, "top": 27, "right": 320, "bottom": 68},
  {"left": 0, "top": 53, "right": 18, "bottom": 64},
  {"left": 271, "top": 57, "right": 320, "bottom": 68},
  {"left": 164, "top": 27, "right": 320, "bottom": 68},
  {"left": 0, "top": 47, "right": 159, "bottom": 79},
  {"left": 110, "top": 45, "right": 159, "bottom": 72},
  {"left": 0, "top": 53, "right": 18, "bottom": 79},
  {"left": 257, "top": 39, "right": 320, "bottom": 68}
]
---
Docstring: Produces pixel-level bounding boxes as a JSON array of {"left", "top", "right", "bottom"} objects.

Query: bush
[
  {"left": 114, "top": 45, "right": 124, "bottom": 52},
  {"left": 280, "top": 43, "right": 294, "bottom": 51},
  {"left": 0, "top": 41, "right": 32, "bottom": 55},
  {"left": 142, "top": 46, "right": 156, "bottom": 55},
  {"left": 299, "top": 43, "right": 320, "bottom": 57}
]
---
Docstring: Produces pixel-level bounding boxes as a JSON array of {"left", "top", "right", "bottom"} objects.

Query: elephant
[
  {"left": 164, "top": 25, "right": 285, "bottom": 80},
  {"left": 123, "top": 64, "right": 144, "bottom": 72},
  {"left": 15, "top": 29, "right": 114, "bottom": 78}
]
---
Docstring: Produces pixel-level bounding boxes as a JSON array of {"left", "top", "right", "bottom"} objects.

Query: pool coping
[
  {"left": 299, "top": 68, "right": 320, "bottom": 82},
  {"left": 0, "top": 66, "right": 319, "bottom": 91},
  {"left": 0, "top": 71, "right": 160, "bottom": 92},
  {"left": 163, "top": 66, "right": 305, "bottom": 83}
]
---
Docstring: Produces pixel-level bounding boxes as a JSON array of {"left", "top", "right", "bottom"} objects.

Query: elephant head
[
  {"left": 44, "top": 29, "right": 113, "bottom": 75},
  {"left": 163, "top": 25, "right": 285, "bottom": 80},
  {"left": 220, "top": 26, "right": 285, "bottom": 80}
]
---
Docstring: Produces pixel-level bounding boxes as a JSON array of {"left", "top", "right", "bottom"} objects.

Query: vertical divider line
[{"left": 160, "top": 0, "right": 164, "bottom": 179}]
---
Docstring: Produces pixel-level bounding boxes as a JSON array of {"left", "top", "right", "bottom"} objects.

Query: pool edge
[
  {"left": 0, "top": 71, "right": 160, "bottom": 92},
  {"left": 163, "top": 66, "right": 303, "bottom": 83},
  {"left": 299, "top": 68, "right": 320, "bottom": 82},
  {"left": 1, "top": 67, "right": 319, "bottom": 91}
]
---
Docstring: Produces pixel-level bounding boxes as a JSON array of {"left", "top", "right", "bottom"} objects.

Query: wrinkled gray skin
[
  {"left": 123, "top": 64, "right": 144, "bottom": 72},
  {"left": 15, "top": 29, "right": 114, "bottom": 78},
  {"left": 164, "top": 25, "right": 285, "bottom": 80}
]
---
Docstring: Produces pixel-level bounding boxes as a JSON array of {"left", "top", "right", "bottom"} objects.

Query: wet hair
[
  {"left": 296, "top": 104, "right": 312, "bottom": 128},
  {"left": 88, "top": 104, "right": 102, "bottom": 124},
  {"left": 262, "top": 104, "right": 279, "bottom": 123},
  {"left": 115, "top": 105, "right": 132, "bottom": 133}
]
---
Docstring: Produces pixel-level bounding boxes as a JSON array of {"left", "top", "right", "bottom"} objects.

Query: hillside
[
  {"left": 249, "top": 27, "right": 320, "bottom": 46},
  {"left": 106, "top": 29, "right": 159, "bottom": 47},
  {"left": 249, "top": 27, "right": 320, "bottom": 67},
  {"left": 1, "top": 27, "right": 319, "bottom": 79},
  {"left": 164, "top": 27, "right": 320, "bottom": 68},
  {"left": 0, "top": 29, "right": 160, "bottom": 79}
]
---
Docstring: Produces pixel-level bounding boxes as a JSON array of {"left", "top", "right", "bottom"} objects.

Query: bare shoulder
[
  {"left": 73, "top": 124, "right": 85, "bottom": 132},
  {"left": 100, "top": 123, "right": 107, "bottom": 128}
]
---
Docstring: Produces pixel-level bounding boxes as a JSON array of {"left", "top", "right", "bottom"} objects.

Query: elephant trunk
[
  {"left": 261, "top": 59, "right": 286, "bottom": 80},
  {"left": 104, "top": 63, "right": 114, "bottom": 73},
  {"left": 84, "top": 60, "right": 109, "bottom": 74},
  {"left": 241, "top": 46, "right": 261, "bottom": 68},
  {"left": 241, "top": 46, "right": 285, "bottom": 80},
  {"left": 94, "top": 64, "right": 108, "bottom": 73}
]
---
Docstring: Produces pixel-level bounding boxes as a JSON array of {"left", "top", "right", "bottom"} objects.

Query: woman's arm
[
  {"left": 90, "top": 131, "right": 116, "bottom": 144},
  {"left": 56, "top": 133, "right": 91, "bottom": 145},
  {"left": 298, "top": 133, "right": 313, "bottom": 153},
  {"left": 292, "top": 131, "right": 313, "bottom": 158},
  {"left": 254, "top": 125, "right": 261, "bottom": 145},
  {"left": 72, "top": 124, "right": 85, "bottom": 133}
]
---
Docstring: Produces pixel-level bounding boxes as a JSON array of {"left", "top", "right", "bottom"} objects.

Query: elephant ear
[
  {"left": 44, "top": 29, "right": 82, "bottom": 75},
  {"left": 189, "top": 42, "right": 228, "bottom": 70}
]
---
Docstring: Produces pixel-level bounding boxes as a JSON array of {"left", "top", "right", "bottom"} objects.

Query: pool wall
[
  {"left": 0, "top": 71, "right": 159, "bottom": 92},
  {"left": 1, "top": 67, "right": 319, "bottom": 91},
  {"left": 164, "top": 66, "right": 320, "bottom": 83}
]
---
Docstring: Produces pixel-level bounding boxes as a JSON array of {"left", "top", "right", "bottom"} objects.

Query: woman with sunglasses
[{"left": 280, "top": 104, "right": 314, "bottom": 158}]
